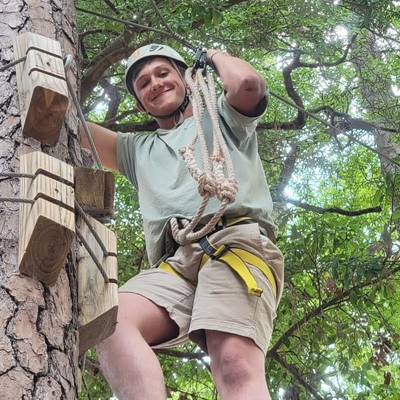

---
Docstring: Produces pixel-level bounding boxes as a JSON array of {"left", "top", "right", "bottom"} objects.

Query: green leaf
[{"left": 350, "top": 290, "right": 358, "bottom": 307}]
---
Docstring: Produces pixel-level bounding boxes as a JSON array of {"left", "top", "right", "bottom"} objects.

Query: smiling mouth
[{"left": 152, "top": 89, "right": 172, "bottom": 101}]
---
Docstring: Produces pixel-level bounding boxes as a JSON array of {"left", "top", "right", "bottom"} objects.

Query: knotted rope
[{"left": 170, "top": 67, "right": 239, "bottom": 245}]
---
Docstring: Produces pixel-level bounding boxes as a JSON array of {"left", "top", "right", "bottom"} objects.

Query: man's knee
[
  {"left": 216, "top": 351, "right": 254, "bottom": 387},
  {"left": 206, "top": 331, "right": 265, "bottom": 386}
]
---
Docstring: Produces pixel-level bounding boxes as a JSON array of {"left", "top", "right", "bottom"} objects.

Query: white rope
[{"left": 170, "top": 67, "right": 238, "bottom": 245}]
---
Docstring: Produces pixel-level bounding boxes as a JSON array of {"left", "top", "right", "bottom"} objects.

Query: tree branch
[
  {"left": 298, "top": 34, "right": 357, "bottom": 68},
  {"left": 258, "top": 105, "right": 336, "bottom": 131},
  {"left": 285, "top": 199, "right": 382, "bottom": 216},
  {"left": 100, "top": 80, "right": 121, "bottom": 121},
  {"left": 271, "top": 143, "right": 300, "bottom": 199},
  {"left": 154, "top": 348, "right": 207, "bottom": 360},
  {"left": 101, "top": 109, "right": 140, "bottom": 127},
  {"left": 270, "top": 353, "right": 325, "bottom": 400},
  {"left": 102, "top": 0, "right": 119, "bottom": 15}
]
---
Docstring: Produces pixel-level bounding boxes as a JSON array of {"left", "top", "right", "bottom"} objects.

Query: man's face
[{"left": 133, "top": 57, "right": 185, "bottom": 116}]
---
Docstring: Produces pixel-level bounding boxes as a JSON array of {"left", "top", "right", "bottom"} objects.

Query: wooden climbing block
[
  {"left": 13, "top": 32, "right": 69, "bottom": 146},
  {"left": 20, "top": 150, "right": 74, "bottom": 185},
  {"left": 74, "top": 167, "right": 115, "bottom": 220},
  {"left": 19, "top": 152, "right": 75, "bottom": 285},
  {"left": 77, "top": 214, "right": 118, "bottom": 355}
]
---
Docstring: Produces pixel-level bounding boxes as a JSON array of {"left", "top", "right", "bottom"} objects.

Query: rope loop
[{"left": 170, "top": 63, "right": 238, "bottom": 245}]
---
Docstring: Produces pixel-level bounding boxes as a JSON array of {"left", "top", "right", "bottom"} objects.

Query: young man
[{"left": 82, "top": 44, "right": 284, "bottom": 400}]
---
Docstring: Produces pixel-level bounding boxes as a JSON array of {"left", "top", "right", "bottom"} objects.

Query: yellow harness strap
[
  {"left": 200, "top": 245, "right": 277, "bottom": 298},
  {"left": 158, "top": 261, "right": 196, "bottom": 289}
]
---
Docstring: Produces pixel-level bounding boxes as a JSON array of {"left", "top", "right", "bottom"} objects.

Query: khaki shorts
[{"left": 119, "top": 223, "right": 284, "bottom": 354}]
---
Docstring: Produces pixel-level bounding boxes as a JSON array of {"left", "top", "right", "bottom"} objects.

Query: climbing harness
[
  {"left": 169, "top": 49, "right": 239, "bottom": 246},
  {"left": 159, "top": 217, "right": 277, "bottom": 298}
]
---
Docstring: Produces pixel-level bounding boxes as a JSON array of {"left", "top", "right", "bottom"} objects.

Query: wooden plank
[
  {"left": 77, "top": 215, "right": 118, "bottom": 355},
  {"left": 14, "top": 32, "right": 64, "bottom": 60},
  {"left": 13, "top": 32, "right": 69, "bottom": 146},
  {"left": 75, "top": 167, "right": 115, "bottom": 219},
  {"left": 19, "top": 198, "right": 75, "bottom": 285},
  {"left": 19, "top": 152, "right": 75, "bottom": 285},
  {"left": 20, "top": 151, "right": 74, "bottom": 186}
]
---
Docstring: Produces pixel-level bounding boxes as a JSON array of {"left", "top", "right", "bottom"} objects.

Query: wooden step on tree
[
  {"left": 77, "top": 214, "right": 118, "bottom": 355},
  {"left": 13, "top": 32, "right": 69, "bottom": 146},
  {"left": 19, "top": 151, "right": 75, "bottom": 285},
  {"left": 75, "top": 167, "right": 115, "bottom": 221}
]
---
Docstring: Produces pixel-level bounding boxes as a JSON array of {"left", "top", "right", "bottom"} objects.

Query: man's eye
[
  {"left": 160, "top": 71, "right": 168, "bottom": 77},
  {"left": 141, "top": 81, "right": 149, "bottom": 88}
]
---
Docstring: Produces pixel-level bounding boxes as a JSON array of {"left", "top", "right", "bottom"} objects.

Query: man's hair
[{"left": 131, "top": 56, "right": 187, "bottom": 83}]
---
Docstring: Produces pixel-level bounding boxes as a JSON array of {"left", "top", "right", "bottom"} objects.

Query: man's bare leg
[
  {"left": 206, "top": 330, "right": 271, "bottom": 400},
  {"left": 97, "top": 293, "right": 179, "bottom": 400}
]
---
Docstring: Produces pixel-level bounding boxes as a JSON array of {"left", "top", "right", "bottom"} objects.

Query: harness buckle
[
  {"left": 211, "top": 243, "right": 231, "bottom": 260},
  {"left": 199, "top": 237, "right": 230, "bottom": 260}
]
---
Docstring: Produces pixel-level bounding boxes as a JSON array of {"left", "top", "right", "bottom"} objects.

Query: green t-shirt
[{"left": 117, "top": 93, "right": 276, "bottom": 265}]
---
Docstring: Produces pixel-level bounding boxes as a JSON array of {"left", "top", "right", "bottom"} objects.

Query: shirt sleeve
[
  {"left": 116, "top": 132, "right": 140, "bottom": 190},
  {"left": 218, "top": 91, "right": 268, "bottom": 143}
]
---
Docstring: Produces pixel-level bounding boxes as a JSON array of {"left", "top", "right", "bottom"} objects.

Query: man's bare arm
[
  {"left": 80, "top": 122, "right": 119, "bottom": 171},
  {"left": 207, "top": 49, "right": 267, "bottom": 116}
]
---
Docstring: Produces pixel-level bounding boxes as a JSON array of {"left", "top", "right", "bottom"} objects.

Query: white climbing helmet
[{"left": 125, "top": 44, "right": 188, "bottom": 98}]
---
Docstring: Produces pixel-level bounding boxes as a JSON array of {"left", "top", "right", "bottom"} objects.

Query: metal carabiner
[{"left": 192, "top": 47, "right": 207, "bottom": 75}]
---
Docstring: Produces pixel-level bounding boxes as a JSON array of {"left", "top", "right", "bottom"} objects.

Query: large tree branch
[
  {"left": 285, "top": 199, "right": 382, "bottom": 216},
  {"left": 100, "top": 80, "right": 121, "bottom": 121},
  {"left": 281, "top": 51, "right": 306, "bottom": 129}
]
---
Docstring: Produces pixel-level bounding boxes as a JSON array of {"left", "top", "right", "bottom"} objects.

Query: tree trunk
[{"left": 0, "top": 0, "right": 81, "bottom": 398}]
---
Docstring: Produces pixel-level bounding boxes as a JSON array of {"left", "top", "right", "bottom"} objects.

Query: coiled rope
[{"left": 170, "top": 67, "right": 238, "bottom": 245}]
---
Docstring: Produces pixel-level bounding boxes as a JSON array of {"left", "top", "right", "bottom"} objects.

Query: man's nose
[{"left": 150, "top": 77, "right": 163, "bottom": 90}]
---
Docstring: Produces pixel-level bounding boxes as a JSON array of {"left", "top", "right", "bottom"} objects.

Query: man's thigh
[
  {"left": 119, "top": 268, "right": 195, "bottom": 347},
  {"left": 117, "top": 293, "right": 179, "bottom": 345},
  {"left": 189, "top": 223, "right": 284, "bottom": 354}
]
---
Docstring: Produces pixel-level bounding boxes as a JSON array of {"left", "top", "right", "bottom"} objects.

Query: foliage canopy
[{"left": 76, "top": 0, "right": 400, "bottom": 398}]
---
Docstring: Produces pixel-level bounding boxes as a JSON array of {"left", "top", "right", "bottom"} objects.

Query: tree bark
[{"left": 0, "top": 0, "right": 81, "bottom": 398}]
